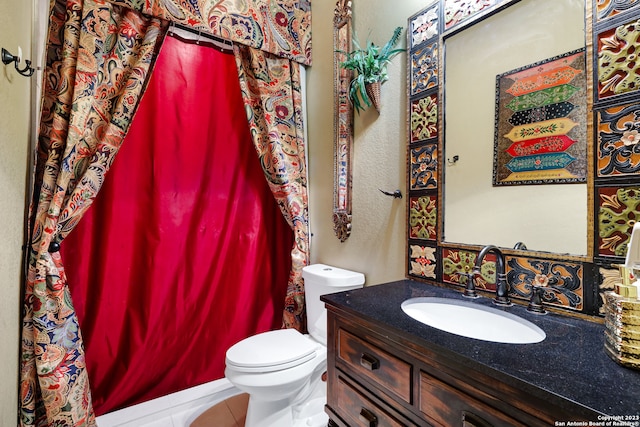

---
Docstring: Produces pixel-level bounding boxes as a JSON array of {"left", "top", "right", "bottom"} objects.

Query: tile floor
[{"left": 189, "top": 393, "right": 248, "bottom": 427}]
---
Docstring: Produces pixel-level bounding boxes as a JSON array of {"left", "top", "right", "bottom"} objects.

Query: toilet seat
[{"left": 226, "top": 329, "right": 321, "bottom": 373}]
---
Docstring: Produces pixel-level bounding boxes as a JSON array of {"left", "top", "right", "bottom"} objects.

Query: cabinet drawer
[
  {"left": 420, "top": 371, "right": 526, "bottom": 427},
  {"left": 338, "top": 328, "right": 412, "bottom": 403},
  {"left": 335, "top": 375, "right": 416, "bottom": 427}
]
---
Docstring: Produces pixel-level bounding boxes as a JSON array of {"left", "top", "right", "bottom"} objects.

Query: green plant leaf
[
  {"left": 378, "top": 27, "right": 403, "bottom": 61},
  {"left": 340, "top": 26, "right": 405, "bottom": 112}
]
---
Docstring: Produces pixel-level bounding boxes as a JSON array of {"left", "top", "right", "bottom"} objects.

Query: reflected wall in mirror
[{"left": 443, "top": 0, "right": 588, "bottom": 255}]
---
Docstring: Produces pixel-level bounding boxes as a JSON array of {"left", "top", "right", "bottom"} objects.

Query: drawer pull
[
  {"left": 360, "top": 352, "right": 380, "bottom": 370},
  {"left": 462, "top": 411, "right": 493, "bottom": 427},
  {"left": 359, "top": 407, "right": 378, "bottom": 427}
]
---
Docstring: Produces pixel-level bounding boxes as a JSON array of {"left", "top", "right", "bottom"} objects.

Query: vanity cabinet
[{"left": 325, "top": 303, "right": 597, "bottom": 427}]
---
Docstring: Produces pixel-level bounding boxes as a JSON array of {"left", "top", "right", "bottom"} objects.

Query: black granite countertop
[{"left": 321, "top": 279, "right": 640, "bottom": 419}]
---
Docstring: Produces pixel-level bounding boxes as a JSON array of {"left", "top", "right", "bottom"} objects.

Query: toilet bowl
[{"left": 224, "top": 264, "right": 365, "bottom": 427}]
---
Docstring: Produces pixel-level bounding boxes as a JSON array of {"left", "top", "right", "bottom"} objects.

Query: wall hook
[
  {"left": 447, "top": 155, "right": 459, "bottom": 165},
  {"left": 379, "top": 189, "right": 403, "bottom": 199},
  {"left": 2, "top": 48, "right": 34, "bottom": 77}
]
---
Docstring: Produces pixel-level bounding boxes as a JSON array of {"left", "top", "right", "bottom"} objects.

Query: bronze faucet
[{"left": 467, "top": 245, "right": 511, "bottom": 306}]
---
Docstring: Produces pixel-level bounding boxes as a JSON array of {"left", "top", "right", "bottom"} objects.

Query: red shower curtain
[{"left": 60, "top": 35, "right": 294, "bottom": 415}]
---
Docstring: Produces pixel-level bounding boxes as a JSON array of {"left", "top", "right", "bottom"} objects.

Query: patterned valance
[{"left": 106, "top": 0, "right": 312, "bottom": 65}]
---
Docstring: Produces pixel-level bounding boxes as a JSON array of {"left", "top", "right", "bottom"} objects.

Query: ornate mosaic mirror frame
[
  {"left": 407, "top": 0, "right": 640, "bottom": 317},
  {"left": 333, "top": 0, "right": 354, "bottom": 242}
]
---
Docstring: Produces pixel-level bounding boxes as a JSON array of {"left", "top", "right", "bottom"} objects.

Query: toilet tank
[{"left": 302, "top": 264, "right": 365, "bottom": 345}]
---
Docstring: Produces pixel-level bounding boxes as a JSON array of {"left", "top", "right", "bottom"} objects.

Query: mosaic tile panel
[
  {"left": 410, "top": 4, "right": 439, "bottom": 48},
  {"left": 409, "top": 244, "right": 437, "bottom": 279},
  {"left": 597, "top": 18, "right": 640, "bottom": 101},
  {"left": 597, "top": 186, "right": 640, "bottom": 257},
  {"left": 442, "top": 249, "right": 475, "bottom": 287},
  {"left": 442, "top": 248, "right": 497, "bottom": 291},
  {"left": 444, "top": 0, "right": 498, "bottom": 30},
  {"left": 410, "top": 143, "right": 438, "bottom": 190},
  {"left": 507, "top": 257, "right": 584, "bottom": 310},
  {"left": 596, "top": 0, "right": 640, "bottom": 22},
  {"left": 410, "top": 93, "right": 438, "bottom": 143},
  {"left": 597, "top": 102, "right": 640, "bottom": 177},
  {"left": 442, "top": 250, "right": 584, "bottom": 309},
  {"left": 410, "top": 41, "right": 439, "bottom": 97},
  {"left": 409, "top": 195, "right": 437, "bottom": 240}
]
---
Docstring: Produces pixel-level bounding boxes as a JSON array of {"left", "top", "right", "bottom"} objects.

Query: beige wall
[
  {"left": 0, "top": 0, "right": 32, "bottom": 424},
  {"left": 307, "top": 0, "right": 429, "bottom": 285}
]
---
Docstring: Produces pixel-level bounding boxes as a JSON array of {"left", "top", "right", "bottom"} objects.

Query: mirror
[
  {"left": 442, "top": 0, "right": 589, "bottom": 256},
  {"left": 333, "top": 0, "right": 354, "bottom": 242}
]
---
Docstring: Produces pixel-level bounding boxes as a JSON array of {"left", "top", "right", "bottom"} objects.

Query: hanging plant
[{"left": 339, "top": 26, "right": 405, "bottom": 113}]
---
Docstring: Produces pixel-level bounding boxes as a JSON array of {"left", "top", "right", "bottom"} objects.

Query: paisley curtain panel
[
  {"left": 21, "top": 1, "right": 167, "bottom": 425},
  {"left": 233, "top": 44, "right": 310, "bottom": 331}
]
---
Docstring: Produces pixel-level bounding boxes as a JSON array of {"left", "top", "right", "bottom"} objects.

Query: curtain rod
[{"left": 168, "top": 23, "right": 234, "bottom": 52}]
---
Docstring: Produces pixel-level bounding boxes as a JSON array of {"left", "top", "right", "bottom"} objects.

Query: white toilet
[{"left": 224, "top": 264, "right": 365, "bottom": 427}]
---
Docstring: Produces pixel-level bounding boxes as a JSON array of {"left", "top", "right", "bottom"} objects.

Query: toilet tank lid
[{"left": 302, "top": 264, "right": 365, "bottom": 287}]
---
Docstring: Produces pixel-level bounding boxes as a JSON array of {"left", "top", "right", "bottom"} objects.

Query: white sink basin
[{"left": 401, "top": 297, "right": 546, "bottom": 344}]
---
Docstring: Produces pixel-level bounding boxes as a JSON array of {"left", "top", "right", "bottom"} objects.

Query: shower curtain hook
[{"left": 196, "top": 30, "right": 202, "bottom": 45}]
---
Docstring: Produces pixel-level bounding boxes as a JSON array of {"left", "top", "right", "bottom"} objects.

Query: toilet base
[
  {"left": 245, "top": 397, "right": 293, "bottom": 427},
  {"left": 243, "top": 368, "right": 328, "bottom": 427},
  {"left": 293, "top": 396, "right": 328, "bottom": 427},
  {"left": 244, "top": 396, "right": 328, "bottom": 427}
]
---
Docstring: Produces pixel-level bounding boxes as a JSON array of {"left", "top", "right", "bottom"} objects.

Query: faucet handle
[
  {"left": 527, "top": 285, "right": 547, "bottom": 315},
  {"left": 463, "top": 272, "right": 479, "bottom": 298}
]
